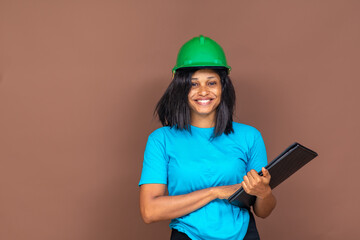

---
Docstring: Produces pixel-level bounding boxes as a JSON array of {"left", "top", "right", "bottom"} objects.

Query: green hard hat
[{"left": 172, "top": 35, "right": 231, "bottom": 74}]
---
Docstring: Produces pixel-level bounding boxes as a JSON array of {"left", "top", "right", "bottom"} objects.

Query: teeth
[{"left": 197, "top": 100, "right": 210, "bottom": 103}]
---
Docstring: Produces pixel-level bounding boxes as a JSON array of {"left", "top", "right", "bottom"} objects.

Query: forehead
[{"left": 191, "top": 69, "right": 220, "bottom": 80}]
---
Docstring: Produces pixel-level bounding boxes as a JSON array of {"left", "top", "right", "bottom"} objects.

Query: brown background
[{"left": 1, "top": 0, "right": 359, "bottom": 239}]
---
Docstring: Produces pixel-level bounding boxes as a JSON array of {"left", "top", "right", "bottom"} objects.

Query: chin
[{"left": 191, "top": 108, "right": 216, "bottom": 116}]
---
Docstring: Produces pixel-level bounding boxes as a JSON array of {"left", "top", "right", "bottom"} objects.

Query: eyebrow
[{"left": 191, "top": 76, "right": 216, "bottom": 80}]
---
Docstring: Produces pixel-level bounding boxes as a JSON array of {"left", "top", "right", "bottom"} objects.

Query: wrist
[
  {"left": 209, "top": 187, "right": 219, "bottom": 199},
  {"left": 257, "top": 186, "right": 272, "bottom": 200}
]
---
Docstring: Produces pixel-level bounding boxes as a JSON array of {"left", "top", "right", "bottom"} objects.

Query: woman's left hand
[{"left": 241, "top": 167, "right": 272, "bottom": 199}]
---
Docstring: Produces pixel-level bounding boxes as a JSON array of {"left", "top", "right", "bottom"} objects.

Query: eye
[
  {"left": 208, "top": 81, "right": 217, "bottom": 86},
  {"left": 191, "top": 82, "right": 198, "bottom": 87}
]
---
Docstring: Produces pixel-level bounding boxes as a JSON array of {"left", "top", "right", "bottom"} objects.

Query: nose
[{"left": 198, "top": 85, "right": 209, "bottom": 96}]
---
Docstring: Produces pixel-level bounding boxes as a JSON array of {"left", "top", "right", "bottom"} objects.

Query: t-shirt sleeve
[
  {"left": 246, "top": 130, "right": 268, "bottom": 173},
  {"left": 138, "top": 130, "right": 168, "bottom": 186}
]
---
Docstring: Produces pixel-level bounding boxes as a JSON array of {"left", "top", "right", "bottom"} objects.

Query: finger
[
  {"left": 262, "top": 167, "right": 271, "bottom": 180},
  {"left": 248, "top": 170, "right": 262, "bottom": 187},
  {"left": 246, "top": 171, "right": 256, "bottom": 184},
  {"left": 262, "top": 167, "right": 268, "bottom": 176},
  {"left": 250, "top": 169, "right": 261, "bottom": 181},
  {"left": 241, "top": 181, "right": 249, "bottom": 194},
  {"left": 243, "top": 175, "right": 251, "bottom": 188}
]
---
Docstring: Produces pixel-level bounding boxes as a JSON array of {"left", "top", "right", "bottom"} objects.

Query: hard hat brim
[{"left": 172, "top": 64, "right": 231, "bottom": 74}]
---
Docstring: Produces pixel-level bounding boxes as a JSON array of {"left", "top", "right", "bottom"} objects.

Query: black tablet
[{"left": 228, "top": 142, "right": 318, "bottom": 208}]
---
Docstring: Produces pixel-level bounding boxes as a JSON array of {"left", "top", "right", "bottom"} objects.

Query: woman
[{"left": 139, "top": 35, "right": 276, "bottom": 240}]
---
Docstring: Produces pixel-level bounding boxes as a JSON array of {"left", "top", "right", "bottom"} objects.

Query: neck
[{"left": 190, "top": 113, "right": 216, "bottom": 128}]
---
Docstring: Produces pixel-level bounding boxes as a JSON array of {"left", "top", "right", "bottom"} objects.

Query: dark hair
[{"left": 154, "top": 67, "right": 236, "bottom": 137}]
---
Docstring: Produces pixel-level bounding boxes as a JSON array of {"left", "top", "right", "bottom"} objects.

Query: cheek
[
  {"left": 215, "top": 88, "right": 222, "bottom": 100},
  {"left": 215, "top": 98, "right": 221, "bottom": 106},
  {"left": 214, "top": 92, "right": 222, "bottom": 106}
]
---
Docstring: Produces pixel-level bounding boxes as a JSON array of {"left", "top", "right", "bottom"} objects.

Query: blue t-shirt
[{"left": 139, "top": 122, "right": 267, "bottom": 240}]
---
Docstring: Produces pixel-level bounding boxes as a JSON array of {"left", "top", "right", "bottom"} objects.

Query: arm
[
  {"left": 139, "top": 183, "right": 242, "bottom": 224},
  {"left": 253, "top": 188, "right": 276, "bottom": 218},
  {"left": 241, "top": 168, "right": 276, "bottom": 218}
]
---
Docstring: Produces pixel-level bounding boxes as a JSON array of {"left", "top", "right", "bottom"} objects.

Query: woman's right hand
[{"left": 212, "top": 183, "right": 242, "bottom": 199}]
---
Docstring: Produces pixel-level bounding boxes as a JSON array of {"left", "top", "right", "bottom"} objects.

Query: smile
[{"left": 195, "top": 99, "right": 213, "bottom": 105}]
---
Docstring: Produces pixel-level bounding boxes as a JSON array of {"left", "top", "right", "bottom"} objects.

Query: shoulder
[
  {"left": 147, "top": 126, "right": 181, "bottom": 141},
  {"left": 232, "top": 122, "right": 262, "bottom": 138},
  {"left": 147, "top": 126, "right": 169, "bottom": 140},
  {"left": 145, "top": 126, "right": 186, "bottom": 152},
  {"left": 232, "top": 122, "right": 266, "bottom": 158}
]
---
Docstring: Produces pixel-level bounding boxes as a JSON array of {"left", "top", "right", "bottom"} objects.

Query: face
[{"left": 188, "top": 69, "right": 222, "bottom": 121}]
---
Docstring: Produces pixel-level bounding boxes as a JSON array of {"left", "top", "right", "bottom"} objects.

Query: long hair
[{"left": 154, "top": 67, "right": 236, "bottom": 137}]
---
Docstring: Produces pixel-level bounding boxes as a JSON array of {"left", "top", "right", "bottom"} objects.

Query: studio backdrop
[{"left": 1, "top": 1, "right": 359, "bottom": 239}]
